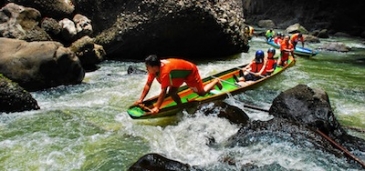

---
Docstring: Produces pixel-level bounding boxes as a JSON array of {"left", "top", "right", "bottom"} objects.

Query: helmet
[
  {"left": 255, "top": 50, "right": 264, "bottom": 63},
  {"left": 267, "top": 47, "right": 276, "bottom": 55},
  {"left": 277, "top": 32, "right": 282, "bottom": 37},
  {"left": 298, "top": 33, "right": 302, "bottom": 37}
]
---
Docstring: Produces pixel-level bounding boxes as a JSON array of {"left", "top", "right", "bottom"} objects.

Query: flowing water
[{"left": 1, "top": 36, "right": 365, "bottom": 170}]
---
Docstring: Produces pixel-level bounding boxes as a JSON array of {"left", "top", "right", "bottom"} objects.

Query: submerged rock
[
  {"left": 130, "top": 84, "right": 365, "bottom": 169},
  {"left": 128, "top": 153, "right": 193, "bottom": 171}
]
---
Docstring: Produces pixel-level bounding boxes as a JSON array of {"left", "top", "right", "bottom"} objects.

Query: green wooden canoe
[{"left": 127, "top": 56, "right": 295, "bottom": 119}]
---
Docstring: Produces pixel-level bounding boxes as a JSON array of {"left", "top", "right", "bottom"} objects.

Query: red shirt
[
  {"left": 147, "top": 58, "right": 199, "bottom": 89},
  {"left": 290, "top": 33, "right": 304, "bottom": 43},
  {"left": 274, "top": 37, "right": 283, "bottom": 45}
]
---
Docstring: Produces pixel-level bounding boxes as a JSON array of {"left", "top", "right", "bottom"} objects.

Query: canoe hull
[
  {"left": 267, "top": 39, "right": 318, "bottom": 57},
  {"left": 127, "top": 56, "right": 295, "bottom": 119}
]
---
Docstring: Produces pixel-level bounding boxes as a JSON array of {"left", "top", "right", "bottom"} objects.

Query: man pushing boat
[{"left": 133, "top": 55, "right": 222, "bottom": 114}]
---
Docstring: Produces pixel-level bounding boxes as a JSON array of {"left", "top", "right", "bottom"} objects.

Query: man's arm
[
  {"left": 134, "top": 80, "right": 153, "bottom": 105},
  {"left": 152, "top": 87, "right": 168, "bottom": 114},
  {"left": 257, "top": 58, "right": 268, "bottom": 76}
]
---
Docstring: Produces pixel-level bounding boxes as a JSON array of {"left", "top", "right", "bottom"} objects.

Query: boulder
[
  {"left": 59, "top": 18, "right": 77, "bottom": 41},
  {"left": 9, "top": 0, "right": 75, "bottom": 19},
  {"left": 269, "top": 84, "right": 342, "bottom": 134},
  {"left": 0, "top": 38, "right": 85, "bottom": 91},
  {"left": 257, "top": 19, "right": 275, "bottom": 29},
  {"left": 74, "top": 0, "right": 250, "bottom": 60},
  {"left": 318, "top": 42, "right": 351, "bottom": 52},
  {"left": 196, "top": 101, "right": 250, "bottom": 125},
  {"left": 128, "top": 153, "right": 193, "bottom": 171},
  {"left": 69, "top": 36, "right": 105, "bottom": 71},
  {"left": 0, "top": 3, "right": 51, "bottom": 41},
  {"left": 286, "top": 23, "right": 309, "bottom": 34},
  {"left": 0, "top": 75, "right": 40, "bottom": 113},
  {"left": 303, "top": 34, "right": 320, "bottom": 43},
  {"left": 73, "top": 14, "right": 92, "bottom": 37},
  {"left": 41, "top": 17, "right": 62, "bottom": 37},
  {"left": 269, "top": 84, "right": 365, "bottom": 151}
]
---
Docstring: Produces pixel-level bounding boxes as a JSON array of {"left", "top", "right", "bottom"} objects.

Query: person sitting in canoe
[
  {"left": 290, "top": 32, "right": 304, "bottom": 48},
  {"left": 233, "top": 50, "right": 267, "bottom": 86},
  {"left": 133, "top": 55, "right": 223, "bottom": 114},
  {"left": 265, "top": 28, "right": 275, "bottom": 41},
  {"left": 278, "top": 35, "right": 295, "bottom": 67},
  {"left": 265, "top": 47, "right": 277, "bottom": 76},
  {"left": 273, "top": 32, "right": 283, "bottom": 45}
]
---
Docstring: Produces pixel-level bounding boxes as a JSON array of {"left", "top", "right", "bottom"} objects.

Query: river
[{"left": 1, "top": 36, "right": 365, "bottom": 170}]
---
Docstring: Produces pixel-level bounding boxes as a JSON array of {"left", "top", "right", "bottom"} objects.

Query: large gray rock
[
  {"left": 59, "top": 18, "right": 77, "bottom": 41},
  {"left": 318, "top": 42, "right": 351, "bottom": 52},
  {"left": 74, "top": 0, "right": 250, "bottom": 60},
  {"left": 8, "top": 0, "right": 75, "bottom": 19},
  {"left": 3, "top": 1, "right": 250, "bottom": 60},
  {"left": 0, "top": 38, "right": 85, "bottom": 91},
  {"left": 196, "top": 101, "right": 250, "bottom": 125},
  {"left": 269, "top": 84, "right": 365, "bottom": 152},
  {"left": 269, "top": 84, "right": 343, "bottom": 135},
  {"left": 0, "top": 75, "right": 40, "bottom": 113},
  {"left": 128, "top": 153, "right": 193, "bottom": 171},
  {"left": 0, "top": 3, "right": 51, "bottom": 41},
  {"left": 285, "top": 23, "right": 309, "bottom": 34},
  {"left": 69, "top": 36, "right": 105, "bottom": 71},
  {"left": 73, "top": 14, "right": 92, "bottom": 37}
]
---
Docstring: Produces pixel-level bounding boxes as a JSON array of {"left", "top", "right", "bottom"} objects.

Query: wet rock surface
[
  {"left": 129, "top": 84, "right": 365, "bottom": 170},
  {"left": 0, "top": 75, "right": 40, "bottom": 113}
]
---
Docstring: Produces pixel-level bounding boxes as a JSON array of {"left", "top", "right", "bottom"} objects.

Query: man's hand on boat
[
  {"left": 151, "top": 106, "right": 159, "bottom": 114},
  {"left": 133, "top": 101, "right": 159, "bottom": 114},
  {"left": 133, "top": 99, "right": 143, "bottom": 106}
]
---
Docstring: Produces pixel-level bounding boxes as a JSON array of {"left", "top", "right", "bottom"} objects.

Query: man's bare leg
[
  {"left": 168, "top": 87, "right": 182, "bottom": 105},
  {"left": 202, "top": 78, "right": 222, "bottom": 95}
]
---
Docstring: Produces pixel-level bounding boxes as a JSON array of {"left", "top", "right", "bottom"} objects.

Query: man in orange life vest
[
  {"left": 278, "top": 35, "right": 295, "bottom": 66},
  {"left": 134, "top": 55, "right": 222, "bottom": 114},
  {"left": 290, "top": 33, "right": 304, "bottom": 49}
]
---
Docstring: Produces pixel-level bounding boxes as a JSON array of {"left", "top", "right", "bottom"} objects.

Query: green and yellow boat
[{"left": 127, "top": 56, "right": 295, "bottom": 119}]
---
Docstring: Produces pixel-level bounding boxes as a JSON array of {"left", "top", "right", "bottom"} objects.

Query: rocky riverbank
[{"left": 0, "top": 0, "right": 249, "bottom": 112}]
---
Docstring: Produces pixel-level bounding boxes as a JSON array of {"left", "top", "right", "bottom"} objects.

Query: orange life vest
[
  {"left": 250, "top": 62, "right": 265, "bottom": 75},
  {"left": 280, "top": 41, "right": 294, "bottom": 61},
  {"left": 265, "top": 58, "right": 276, "bottom": 73}
]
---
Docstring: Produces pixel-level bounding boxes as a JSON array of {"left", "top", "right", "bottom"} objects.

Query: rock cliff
[{"left": 242, "top": 0, "right": 365, "bottom": 36}]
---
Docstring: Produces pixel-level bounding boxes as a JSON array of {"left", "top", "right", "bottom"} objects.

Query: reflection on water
[{"left": 1, "top": 36, "right": 365, "bottom": 170}]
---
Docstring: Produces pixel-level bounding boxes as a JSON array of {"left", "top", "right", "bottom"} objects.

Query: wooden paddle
[
  {"left": 138, "top": 103, "right": 153, "bottom": 113},
  {"left": 243, "top": 104, "right": 269, "bottom": 112},
  {"left": 315, "top": 129, "right": 365, "bottom": 169}
]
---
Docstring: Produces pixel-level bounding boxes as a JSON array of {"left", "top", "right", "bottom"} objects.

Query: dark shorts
[
  {"left": 244, "top": 73, "right": 259, "bottom": 81},
  {"left": 292, "top": 41, "right": 298, "bottom": 47}
]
